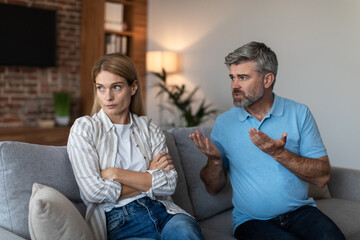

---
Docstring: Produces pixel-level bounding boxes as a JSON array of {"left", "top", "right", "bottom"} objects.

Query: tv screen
[{"left": 0, "top": 3, "right": 57, "bottom": 67}]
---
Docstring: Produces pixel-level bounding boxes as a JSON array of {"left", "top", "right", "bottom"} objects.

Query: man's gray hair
[{"left": 225, "top": 41, "right": 278, "bottom": 88}]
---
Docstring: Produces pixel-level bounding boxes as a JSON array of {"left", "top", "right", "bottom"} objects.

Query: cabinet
[{"left": 80, "top": 0, "right": 147, "bottom": 116}]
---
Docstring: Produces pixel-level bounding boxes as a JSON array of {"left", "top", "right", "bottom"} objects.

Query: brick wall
[{"left": 0, "top": 0, "right": 81, "bottom": 127}]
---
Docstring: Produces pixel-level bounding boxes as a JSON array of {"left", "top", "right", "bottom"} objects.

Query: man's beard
[{"left": 232, "top": 87, "right": 264, "bottom": 108}]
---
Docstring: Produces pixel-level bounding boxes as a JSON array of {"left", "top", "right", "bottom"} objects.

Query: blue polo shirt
[{"left": 210, "top": 94, "right": 327, "bottom": 232}]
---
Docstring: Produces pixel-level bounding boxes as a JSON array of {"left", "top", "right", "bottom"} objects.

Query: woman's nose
[{"left": 105, "top": 90, "right": 114, "bottom": 101}]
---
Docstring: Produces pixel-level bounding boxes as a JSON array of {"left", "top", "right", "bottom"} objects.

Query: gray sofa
[{"left": 1, "top": 126, "right": 360, "bottom": 240}]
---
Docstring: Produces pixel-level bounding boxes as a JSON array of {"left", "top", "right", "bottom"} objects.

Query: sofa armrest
[
  {"left": 328, "top": 167, "right": 360, "bottom": 202},
  {"left": 0, "top": 227, "right": 26, "bottom": 240}
]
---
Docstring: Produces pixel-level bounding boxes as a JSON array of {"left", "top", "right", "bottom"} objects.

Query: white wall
[{"left": 146, "top": 0, "right": 360, "bottom": 170}]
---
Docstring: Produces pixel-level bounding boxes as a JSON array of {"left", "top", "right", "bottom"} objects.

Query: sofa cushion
[
  {"left": 199, "top": 209, "right": 234, "bottom": 238},
  {"left": 201, "top": 227, "right": 236, "bottom": 240},
  {"left": 168, "top": 127, "right": 233, "bottom": 220},
  {"left": 28, "top": 183, "right": 93, "bottom": 240},
  {"left": 0, "top": 141, "right": 85, "bottom": 239},
  {"left": 163, "top": 131, "right": 194, "bottom": 216},
  {"left": 316, "top": 198, "right": 360, "bottom": 238}
]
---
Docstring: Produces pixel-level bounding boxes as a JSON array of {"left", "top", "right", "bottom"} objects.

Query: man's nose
[{"left": 231, "top": 79, "right": 241, "bottom": 89}]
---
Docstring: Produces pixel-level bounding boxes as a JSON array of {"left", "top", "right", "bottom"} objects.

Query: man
[{"left": 189, "top": 41, "right": 345, "bottom": 240}]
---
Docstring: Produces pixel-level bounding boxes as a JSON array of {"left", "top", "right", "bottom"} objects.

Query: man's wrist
[
  {"left": 272, "top": 147, "right": 287, "bottom": 161},
  {"left": 208, "top": 156, "right": 222, "bottom": 166}
]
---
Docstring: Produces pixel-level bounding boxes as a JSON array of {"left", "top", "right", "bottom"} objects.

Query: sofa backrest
[
  {"left": 163, "top": 131, "right": 195, "bottom": 216},
  {"left": 166, "top": 127, "right": 233, "bottom": 221},
  {"left": 0, "top": 141, "right": 85, "bottom": 239}
]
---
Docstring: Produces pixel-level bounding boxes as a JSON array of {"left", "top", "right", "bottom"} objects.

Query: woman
[{"left": 67, "top": 53, "right": 204, "bottom": 240}]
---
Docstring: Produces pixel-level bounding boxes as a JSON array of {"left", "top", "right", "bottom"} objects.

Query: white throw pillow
[{"left": 28, "top": 183, "right": 94, "bottom": 240}]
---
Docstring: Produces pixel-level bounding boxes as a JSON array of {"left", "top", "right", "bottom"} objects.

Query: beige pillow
[
  {"left": 308, "top": 183, "right": 331, "bottom": 199},
  {"left": 28, "top": 183, "right": 94, "bottom": 240}
]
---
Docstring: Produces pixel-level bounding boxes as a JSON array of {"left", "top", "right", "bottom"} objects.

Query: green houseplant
[
  {"left": 151, "top": 69, "right": 217, "bottom": 127},
  {"left": 53, "top": 92, "right": 71, "bottom": 126}
]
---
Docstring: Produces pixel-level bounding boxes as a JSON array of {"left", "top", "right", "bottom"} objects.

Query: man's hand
[
  {"left": 189, "top": 130, "right": 226, "bottom": 195},
  {"left": 189, "top": 130, "right": 222, "bottom": 163},
  {"left": 149, "top": 152, "right": 174, "bottom": 171},
  {"left": 248, "top": 128, "right": 287, "bottom": 157}
]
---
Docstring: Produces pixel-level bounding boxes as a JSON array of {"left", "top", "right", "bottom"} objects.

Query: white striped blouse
[{"left": 67, "top": 109, "right": 189, "bottom": 240}]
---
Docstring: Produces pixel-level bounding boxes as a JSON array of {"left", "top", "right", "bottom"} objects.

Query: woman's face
[{"left": 95, "top": 70, "right": 137, "bottom": 124}]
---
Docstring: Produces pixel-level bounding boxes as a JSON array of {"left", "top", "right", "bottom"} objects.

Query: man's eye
[
  {"left": 240, "top": 76, "right": 247, "bottom": 80},
  {"left": 230, "top": 76, "right": 235, "bottom": 81}
]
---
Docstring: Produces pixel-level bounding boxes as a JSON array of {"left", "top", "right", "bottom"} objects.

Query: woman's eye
[
  {"left": 97, "top": 86, "right": 104, "bottom": 91},
  {"left": 113, "top": 85, "right": 121, "bottom": 90}
]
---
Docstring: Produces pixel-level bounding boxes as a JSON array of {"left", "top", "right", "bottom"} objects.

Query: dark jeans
[
  {"left": 105, "top": 197, "right": 204, "bottom": 240},
  {"left": 234, "top": 206, "right": 345, "bottom": 240}
]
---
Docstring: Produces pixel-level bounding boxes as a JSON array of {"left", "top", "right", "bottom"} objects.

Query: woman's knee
[{"left": 162, "top": 214, "right": 204, "bottom": 240}]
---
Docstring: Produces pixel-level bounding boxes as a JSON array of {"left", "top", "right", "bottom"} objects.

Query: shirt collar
[
  {"left": 267, "top": 93, "right": 284, "bottom": 117},
  {"left": 96, "top": 109, "right": 134, "bottom": 132},
  {"left": 237, "top": 93, "right": 284, "bottom": 121}
]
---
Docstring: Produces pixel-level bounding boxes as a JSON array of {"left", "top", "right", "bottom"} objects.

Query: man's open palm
[
  {"left": 248, "top": 128, "right": 287, "bottom": 157},
  {"left": 189, "top": 130, "right": 222, "bottom": 160}
]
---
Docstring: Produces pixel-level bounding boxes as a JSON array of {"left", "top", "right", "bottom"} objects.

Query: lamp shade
[{"left": 146, "top": 51, "right": 178, "bottom": 73}]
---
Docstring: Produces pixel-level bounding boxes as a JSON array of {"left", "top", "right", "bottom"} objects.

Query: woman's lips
[{"left": 105, "top": 104, "right": 117, "bottom": 109}]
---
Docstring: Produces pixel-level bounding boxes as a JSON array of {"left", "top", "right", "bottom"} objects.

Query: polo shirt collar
[
  {"left": 237, "top": 93, "right": 284, "bottom": 121},
  {"left": 268, "top": 93, "right": 284, "bottom": 117}
]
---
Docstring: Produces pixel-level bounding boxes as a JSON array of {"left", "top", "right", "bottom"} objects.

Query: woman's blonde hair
[{"left": 90, "top": 53, "right": 145, "bottom": 116}]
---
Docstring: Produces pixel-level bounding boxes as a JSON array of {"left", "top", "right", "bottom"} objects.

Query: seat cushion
[
  {"left": 199, "top": 209, "right": 235, "bottom": 239},
  {"left": 0, "top": 141, "right": 85, "bottom": 239},
  {"left": 168, "top": 127, "right": 233, "bottom": 220},
  {"left": 316, "top": 198, "right": 360, "bottom": 238}
]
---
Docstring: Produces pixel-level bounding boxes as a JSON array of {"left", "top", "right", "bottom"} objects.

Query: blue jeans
[
  {"left": 234, "top": 206, "right": 345, "bottom": 240},
  {"left": 105, "top": 197, "right": 204, "bottom": 240}
]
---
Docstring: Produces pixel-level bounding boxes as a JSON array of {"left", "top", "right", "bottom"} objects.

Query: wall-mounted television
[{"left": 0, "top": 3, "right": 57, "bottom": 67}]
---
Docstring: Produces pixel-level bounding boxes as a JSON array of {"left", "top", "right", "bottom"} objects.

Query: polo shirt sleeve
[
  {"left": 210, "top": 118, "right": 229, "bottom": 169},
  {"left": 299, "top": 107, "right": 327, "bottom": 158}
]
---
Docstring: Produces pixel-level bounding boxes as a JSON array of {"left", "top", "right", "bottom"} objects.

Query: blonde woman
[{"left": 67, "top": 53, "right": 204, "bottom": 240}]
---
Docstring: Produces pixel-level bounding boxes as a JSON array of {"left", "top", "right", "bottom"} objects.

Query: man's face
[{"left": 229, "top": 61, "right": 265, "bottom": 108}]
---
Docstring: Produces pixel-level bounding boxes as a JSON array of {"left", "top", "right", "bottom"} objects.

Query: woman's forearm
[
  {"left": 101, "top": 167, "right": 152, "bottom": 192},
  {"left": 119, "top": 185, "right": 142, "bottom": 200}
]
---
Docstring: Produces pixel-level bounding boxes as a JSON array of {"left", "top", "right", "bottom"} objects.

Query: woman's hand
[
  {"left": 100, "top": 167, "right": 117, "bottom": 180},
  {"left": 149, "top": 152, "right": 174, "bottom": 171}
]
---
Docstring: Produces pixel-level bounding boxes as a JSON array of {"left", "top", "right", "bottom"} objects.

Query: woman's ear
[
  {"left": 263, "top": 73, "right": 275, "bottom": 89},
  {"left": 131, "top": 80, "right": 138, "bottom": 96}
]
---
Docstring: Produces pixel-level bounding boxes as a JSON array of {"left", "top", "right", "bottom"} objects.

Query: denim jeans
[
  {"left": 234, "top": 205, "right": 345, "bottom": 240},
  {"left": 105, "top": 197, "right": 204, "bottom": 240}
]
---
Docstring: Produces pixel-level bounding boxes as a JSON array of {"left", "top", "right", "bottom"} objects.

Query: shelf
[
  {"left": 105, "top": 30, "right": 134, "bottom": 37},
  {"left": 0, "top": 127, "right": 71, "bottom": 146},
  {"left": 80, "top": 0, "right": 147, "bottom": 116},
  {"left": 107, "top": 0, "right": 135, "bottom": 6}
]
